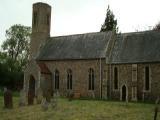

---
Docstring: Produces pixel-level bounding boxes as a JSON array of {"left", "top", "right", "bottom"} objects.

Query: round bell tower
[{"left": 30, "top": 2, "right": 51, "bottom": 59}]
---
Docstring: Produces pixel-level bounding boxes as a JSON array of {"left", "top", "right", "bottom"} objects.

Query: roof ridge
[{"left": 50, "top": 31, "right": 112, "bottom": 39}]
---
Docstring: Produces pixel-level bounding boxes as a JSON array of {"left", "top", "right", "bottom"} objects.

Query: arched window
[
  {"left": 88, "top": 68, "right": 94, "bottom": 90},
  {"left": 55, "top": 69, "right": 59, "bottom": 90},
  {"left": 114, "top": 67, "right": 118, "bottom": 89},
  {"left": 145, "top": 66, "right": 150, "bottom": 91},
  {"left": 46, "top": 14, "right": 50, "bottom": 25},
  {"left": 67, "top": 69, "right": 72, "bottom": 90},
  {"left": 33, "top": 12, "right": 38, "bottom": 26}
]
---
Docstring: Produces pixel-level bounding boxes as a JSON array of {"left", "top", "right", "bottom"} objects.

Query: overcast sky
[{"left": 1, "top": 0, "right": 160, "bottom": 46}]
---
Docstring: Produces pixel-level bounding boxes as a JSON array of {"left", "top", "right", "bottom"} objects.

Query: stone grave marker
[
  {"left": 154, "top": 98, "right": 160, "bottom": 120},
  {"left": 46, "top": 90, "right": 52, "bottom": 102},
  {"left": 19, "top": 89, "right": 26, "bottom": 106},
  {"left": 41, "top": 97, "right": 49, "bottom": 111},
  {"left": 91, "top": 91, "right": 95, "bottom": 99},
  {"left": 50, "top": 93, "right": 58, "bottom": 108},
  {"left": 4, "top": 88, "right": 13, "bottom": 108},
  {"left": 50, "top": 97, "right": 57, "bottom": 109}
]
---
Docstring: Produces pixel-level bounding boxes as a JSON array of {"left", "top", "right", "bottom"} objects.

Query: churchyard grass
[{"left": 0, "top": 96, "right": 159, "bottom": 120}]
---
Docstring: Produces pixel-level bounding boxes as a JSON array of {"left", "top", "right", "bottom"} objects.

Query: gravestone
[
  {"left": 4, "top": 88, "right": 13, "bottom": 108},
  {"left": 19, "top": 90, "right": 26, "bottom": 106},
  {"left": 87, "top": 91, "right": 95, "bottom": 99},
  {"left": 41, "top": 97, "right": 49, "bottom": 111},
  {"left": 36, "top": 87, "right": 43, "bottom": 104},
  {"left": 55, "top": 91, "right": 60, "bottom": 97},
  {"left": 154, "top": 98, "right": 159, "bottom": 120},
  {"left": 28, "top": 90, "right": 34, "bottom": 105},
  {"left": 50, "top": 92, "right": 58, "bottom": 108},
  {"left": 46, "top": 90, "right": 52, "bottom": 102},
  {"left": 91, "top": 91, "right": 95, "bottom": 99},
  {"left": 50, "top": 97, "right": 57, "bottom": 109}
]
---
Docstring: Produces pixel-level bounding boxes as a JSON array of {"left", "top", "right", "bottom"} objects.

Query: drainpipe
[
  {"left": 99, "top": 57, "right": 102, "bottom": 99},
  {"left": 109, "top": 63, "right": 112, "bottom": 99}
]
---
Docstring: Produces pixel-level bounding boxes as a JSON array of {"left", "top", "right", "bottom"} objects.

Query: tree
[
  {"left": 100, "top": 5, "right": 118, "bottom": 32},
  {"left": 153, "top": 22, "right": 160, "bottom": 31},
  {"left": 1, "top": 24, "right": 31, "bottom": 71},
  {"left": 0, "top": 24, "right": 31, "bottom": 90}
]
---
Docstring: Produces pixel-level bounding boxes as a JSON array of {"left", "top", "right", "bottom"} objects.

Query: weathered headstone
[
  {"left": 4, "top": 88, "right": 13, "bottom": 108},
  {"left": 28, "top": 90, "right": 34, "bottom": 105},
  {"left": 46, "top": 90, "right": 52, "bottom": 102},
  {"left": 36, "top": 87, "right": 43, "bottom": 104},
  {"left": 19, "top": 90, "right": 26, "bottom": 106},
  {"left": 50, "top": 97, "right": 57, "bottom": 109},
  {"left": 41, "top": 98, "right": 49, "bottom": 111},
  {"left": 154, "top": 98, "right": 159, "bottom": 120},
  {"left": 55, "top": 91, "right": 60, "bottom": 97},
  {"left": 91, "top": 91, "right": 95, "bottom": 99}
]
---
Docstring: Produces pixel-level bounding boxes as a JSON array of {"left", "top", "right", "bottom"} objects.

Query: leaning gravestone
[
  {"left": 50, "top": 97, "right": 57, "bottom": 109},
  {"left": 19, "top": 90, "right": 26, "bottom": 106},
  {"left": 28, "top": 90, "right": 34, "bottom": 105},
  {"left": 4, "top": 88, "right": 13, "bottom": 108},
  {"left": 36, "top": 87, "right": 43, "bottom": 104},
  {"left": 154, "top": 98, "right": 159, "bottom": 120},
  {"left": 41, "top": 97, "right": 49, "bottom": 111}
]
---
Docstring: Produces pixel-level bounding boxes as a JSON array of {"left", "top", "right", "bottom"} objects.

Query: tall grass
[{"left": 0, "top": 96, "right": 159, "bottom": 120}]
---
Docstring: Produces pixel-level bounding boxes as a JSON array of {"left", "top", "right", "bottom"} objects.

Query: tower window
[
  {"left": 88, "top": 68, "right": 95, "bottom": 90},
  {"left": 114, "top": 67, "right": 118, "bottom": 89},
  {"left": 46, "top": 14, "right": 50, "bottom": 25},
  {"left": 33, "top": 12, "right": 38, "bottom": 26},
  {"left": 55, "top": 69, "right": 59, "bottom": 90},
  {"left": 145, "top": 66, "right": 150, "bottom": 91},
  {"left": 67, "top": 69, "right": 72, "bottom": 90}
]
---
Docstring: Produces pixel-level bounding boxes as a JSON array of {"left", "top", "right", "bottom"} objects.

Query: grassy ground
[{"left": 0, "top": 96, "right": 159, "bottom": 120}]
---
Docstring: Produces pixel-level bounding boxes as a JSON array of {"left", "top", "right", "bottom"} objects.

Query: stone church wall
[
  {"left": 108, "top": 63, "right": 160, "bottom": 102},
  {"left": 43, "top": 59, "right": 106, "bottom": 98}
]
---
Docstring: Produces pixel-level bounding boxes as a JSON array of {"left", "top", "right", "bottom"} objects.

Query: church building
[{"left": 24, "top": 2, "right": 160, "bottom": 102}]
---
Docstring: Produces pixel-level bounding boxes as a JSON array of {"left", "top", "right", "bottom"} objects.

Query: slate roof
[
  {"left": 37, "top": 32, "right": 113, "bottom": 60},
  {"left": 108, "top": 31, "right": 160, "bottom": 64}
]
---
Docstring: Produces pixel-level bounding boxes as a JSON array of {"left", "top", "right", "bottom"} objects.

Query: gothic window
[
  {"left": 132, "top": 64, "right": 137, "bottom": 82},
  {"left": 145, "top": 66, "right": 150, "bottom": 91},
  {"left": 114, "top": 67, "right": 118, "bottom": 89},
  {"left": 55, "top": 69, "right": 59, "bottom": 89},
  {"left": 88, "top": 68, "right": 95, "bottom": 90},
  {"left": 33, "top": 12, "right": 38, "bottom": 26},
  {"left": 67, "top": 69, "right": 72, "bottom": 90}
]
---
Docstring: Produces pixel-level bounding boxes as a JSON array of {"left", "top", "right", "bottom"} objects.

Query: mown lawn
[{"left": 0, "top": 96, "right": 159, "bottom": 120}]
